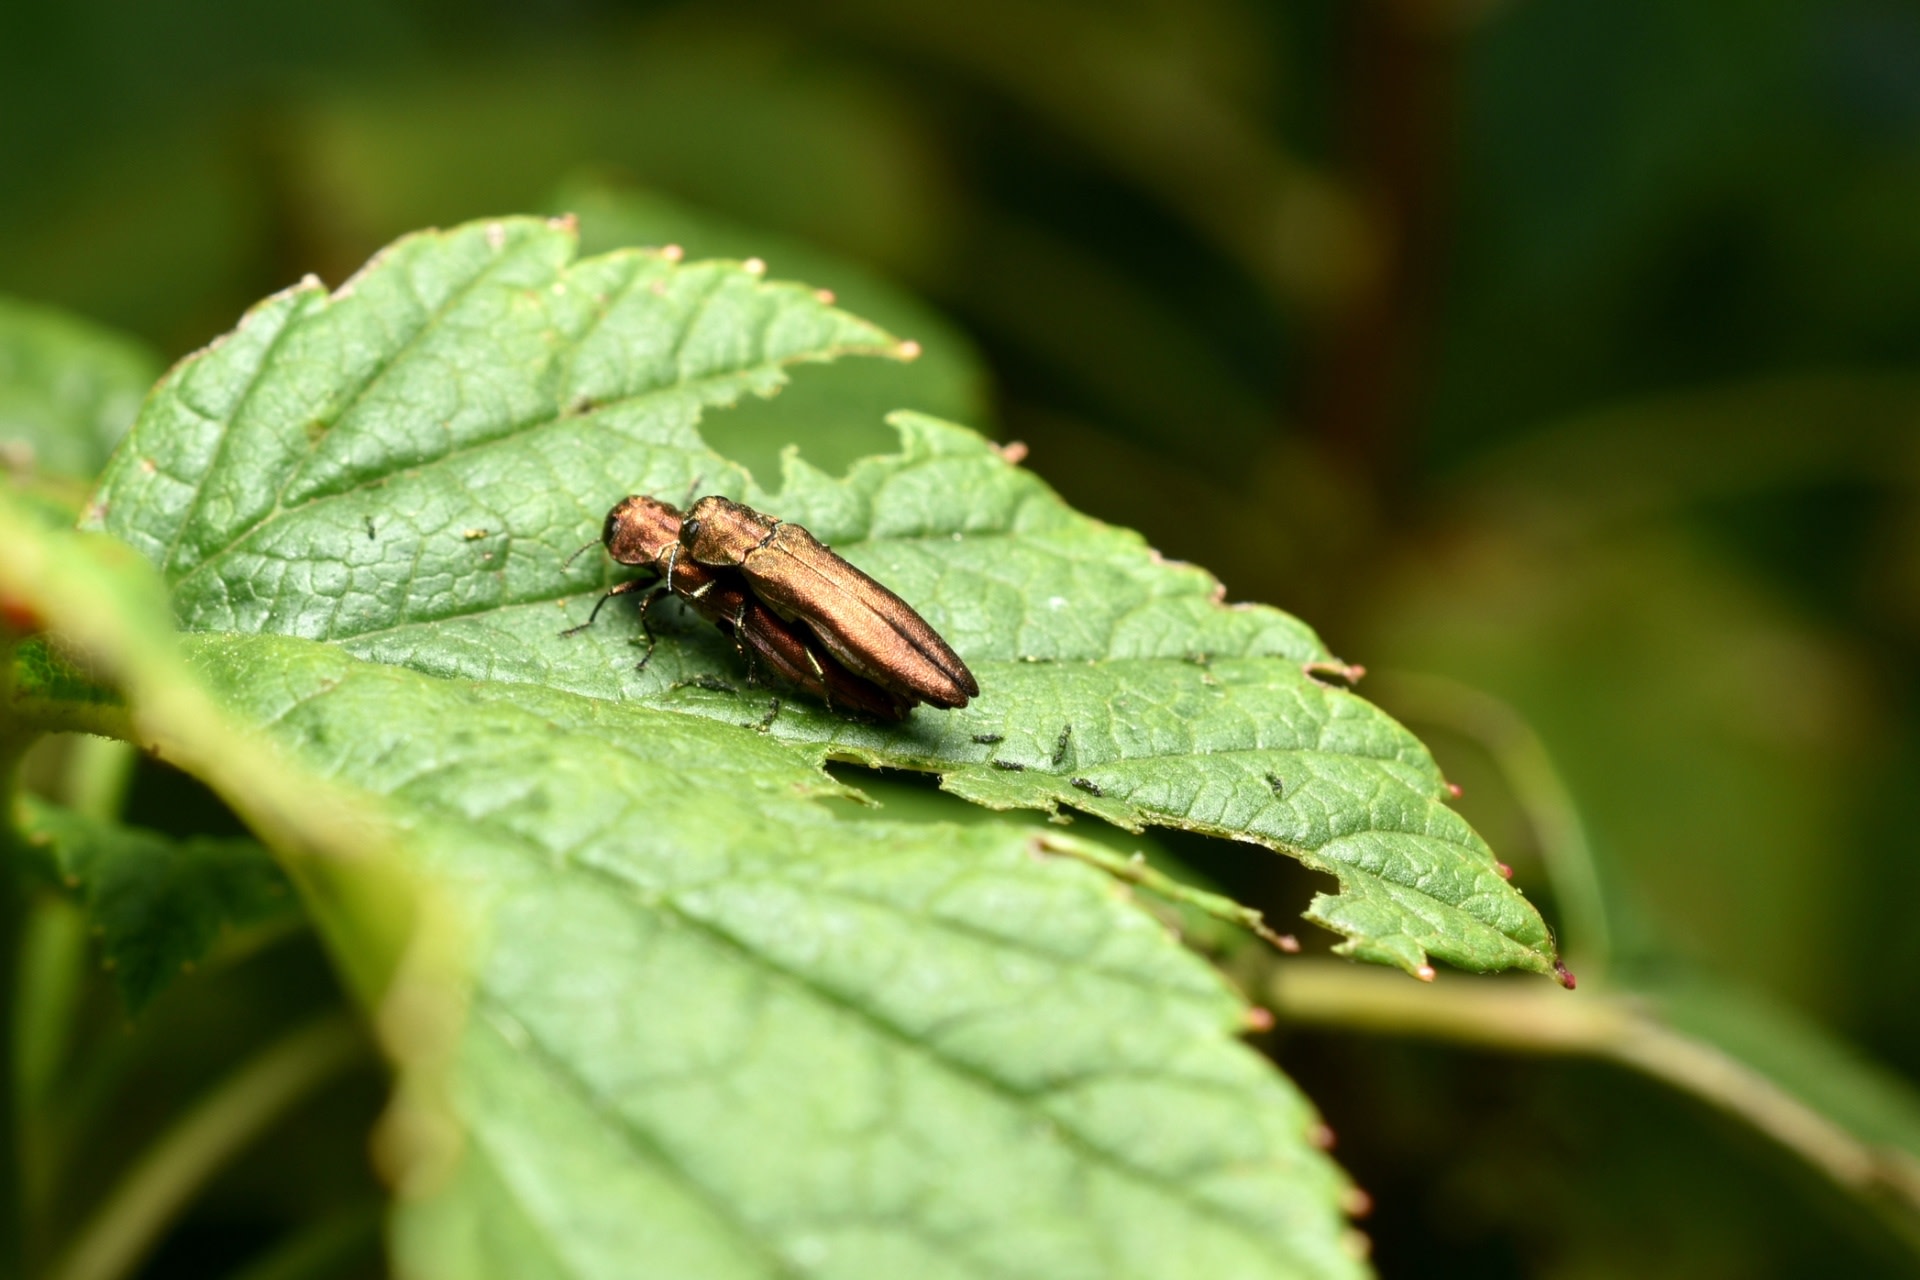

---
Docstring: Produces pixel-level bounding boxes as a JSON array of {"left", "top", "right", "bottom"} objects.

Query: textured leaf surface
[
  {"left": 0, "top": 295, "right": 159, "bottom": 478},
  {"left": 85, "top": 215, "right": 1556, "bottom": 980},
  {"left": 16, "top": 796, "right": 297, "bottom": 1012},
  {"left": 86, "top": 215, "right": 896, "bottom": 637},
  {"left": 60, "top": 219, "right": 1378, "bottom": 1275},
  {"left": 3, "top": 485, "right": 1366, "bottom": 1279},
  {"left": 186, "top": 634, "right": 1363, "bottom": 1280}
]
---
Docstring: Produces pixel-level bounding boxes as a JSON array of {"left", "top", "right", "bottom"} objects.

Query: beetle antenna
[
  {"left": 680, "top": 473, "right": 704, "bottom": 510},
  {"left": 562, "top": 538, "right": 601, "bottom": 571}
]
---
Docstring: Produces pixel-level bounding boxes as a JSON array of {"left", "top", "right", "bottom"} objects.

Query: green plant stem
[
  {"left": 59, "top": 736, "right": 135, "bottom": 823},
  {"left": 45, "top": 1015, "right": 367, "bottom": 1280},
  {"left": 16, "top": 896, "right": 86, "bottom": 1220},
  {"left": 1268, "top": 960, "right": 1920, "bottom": 1249}
]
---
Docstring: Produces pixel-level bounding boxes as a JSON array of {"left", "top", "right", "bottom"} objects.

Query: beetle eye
[{"left": 681, "top": 518, "right": 701, "bottom": 543}]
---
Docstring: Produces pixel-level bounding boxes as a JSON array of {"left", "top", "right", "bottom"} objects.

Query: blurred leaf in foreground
[{"left": 195, "top": 634, "right": 1366, "bottom": 1280}]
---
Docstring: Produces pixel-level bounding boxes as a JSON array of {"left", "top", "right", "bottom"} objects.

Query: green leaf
[
  {"left": 185, "top": 633, "right": 1365, "bottom": 1280},
  {"left": 54, "top": 217, "right": 1376, "bottom": 1274},
  {"left": 85, "top": 215, "right": 899, "bottom": 631},
  {"left": 0, "top": 294, "right": 160, "bottom": 479},
  {"left": 84, "top": 215, "right": 1557, "bottom": 981},
  {"left": 14, "top": 796, "right": 298, "bottom": 1012}
]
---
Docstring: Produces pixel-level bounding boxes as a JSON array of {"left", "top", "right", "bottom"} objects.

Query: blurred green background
[{"left": 5, "top": 0, "right": 1920, "bottom": 1275}]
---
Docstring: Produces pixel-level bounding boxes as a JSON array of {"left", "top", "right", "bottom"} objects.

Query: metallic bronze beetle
[
  {"left": 568, "top": 495, "right": 915, "bottom": 721},
  {"left": 677, "top": 496, "right": 978, "bottom": 710}
]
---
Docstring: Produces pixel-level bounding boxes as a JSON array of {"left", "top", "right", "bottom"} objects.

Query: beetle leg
[
  {"left": 729, "top": 598, "right": 759, "bottom": 681},
  {"left": 798, "top": 641, "right": 834, "bottom": 713},
  {"left": 560, "top": 576, "right": 654, "bottom": 637},
  {"left": 630, "top": 586, "right": 669, "bottom": 672}
]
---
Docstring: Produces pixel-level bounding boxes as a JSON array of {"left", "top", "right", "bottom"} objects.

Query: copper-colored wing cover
[
  {"left": 679, "top": 496, "right": 979, "bottom": 709},
  {"left": 600, "top": 495, "right": 912, "bottom": 721}
]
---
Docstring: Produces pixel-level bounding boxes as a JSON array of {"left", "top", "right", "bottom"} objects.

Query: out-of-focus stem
[
  {"left": 1269, "top": 960, "right": 1920, "bottom": 1252},
  {"left": 45, "top": 1016, "right": 366, "bottom": 1280},
  {"left": 60, "top": 737, "right": 136, "bottom": 823}
]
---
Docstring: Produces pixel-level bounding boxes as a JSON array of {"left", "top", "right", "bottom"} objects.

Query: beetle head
[
  {"left": 680, "top": 496, "right": 772, "bottom": 566},
  {"left": 602, "top": 495, "right": 683, "bottom": 567}
]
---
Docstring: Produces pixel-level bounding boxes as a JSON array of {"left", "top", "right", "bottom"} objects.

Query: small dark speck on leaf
[
  {"left": 1070, "top": 777, "right": 1102, "bottom": 796},
  {"left": 971, "top": 733, "right": 1004, "bottom": 745},
  {"left": 364, "top": 517, "right": 376, "bottom": 540},
  {"left": 991, "top": 759, "right": 1026, "bottom": 772},
  {"left": 1051, "top": 724, "right": 1073, "bottom": 766},
  {"left": 1266, "top": 773, "right": 1285, "bottom": 797}
]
